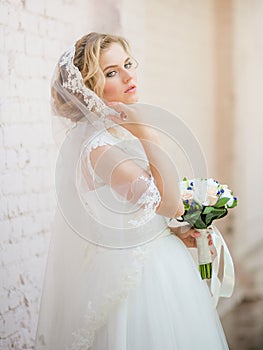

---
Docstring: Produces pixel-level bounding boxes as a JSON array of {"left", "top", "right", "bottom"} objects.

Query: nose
[{"left": 121, "top": 69, "right": 133, "bottom": 83}]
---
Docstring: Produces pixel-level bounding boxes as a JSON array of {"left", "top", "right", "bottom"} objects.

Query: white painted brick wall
[
  {"left": 3, "top": 0, "right": 259, "bottom": 348},
  {"left": 0, "top": 0, "right": 94, "bottom": 348}
]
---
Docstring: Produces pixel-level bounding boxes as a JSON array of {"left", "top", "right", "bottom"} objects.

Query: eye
[
  {"left": 106, "top": 70, "right": 117, "bottom": 78},
  {"left": 124, "top": 61, "right": 133, "bottom": 69}
]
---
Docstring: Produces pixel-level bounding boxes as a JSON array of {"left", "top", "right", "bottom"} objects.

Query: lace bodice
[{"left": 78, "top": 126, "right": 163, "bottom": 230}]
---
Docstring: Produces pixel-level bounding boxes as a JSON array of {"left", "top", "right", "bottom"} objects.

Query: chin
[{"left": 125, "top": 95, "right": 139, "bottom": 104}]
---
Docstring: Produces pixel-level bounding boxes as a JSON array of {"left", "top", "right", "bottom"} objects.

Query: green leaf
[
  {"left": 183, "top": 209, "right": 207, "bottom": 229},
  {"left": 193, "top": 216, "right": 207, "bottom": 229},
  {"left": 228, "top": 199, "right": 238, "bottom": 209},
  {"left": 214, "top": 197, "right": 230, "bottom": 208},
  {"left": 183, "top": 211, "right": 201, "bottom": 222},
  {"left": 204, "top": 208, "right": 228, "bottom": 226},
  {"left": 203, "top": 206, "right": 214, "bottom": 214},
  {"left": 183, "top": 204, "right": 190, "bottom": 211}
]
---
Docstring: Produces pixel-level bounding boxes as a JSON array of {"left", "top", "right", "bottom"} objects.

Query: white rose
[
  {"left": 207, "top": 178, "right": 219, "bottom": 189},
  {"left": 207, "top": 185, "right": 218, "bottom": 205},
  {"left": 182, "top": 190, "right": 194, "bottom": 202},
  {"left": 220, "top": 188, "right": 233, "bottom": 206}
]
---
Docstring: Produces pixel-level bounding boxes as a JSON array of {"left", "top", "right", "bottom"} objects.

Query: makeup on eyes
[{"left": 104, "top": 58, "right": 134, "bottom": 77}]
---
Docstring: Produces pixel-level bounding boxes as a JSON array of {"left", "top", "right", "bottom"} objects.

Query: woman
[{"left": 35, "top": 32, "right": 229, "bottom": 349}]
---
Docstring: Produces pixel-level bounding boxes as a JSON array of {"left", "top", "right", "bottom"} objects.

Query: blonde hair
[
  {"left": 73, "top": 32, "right": 133, "bottom": 97},
  {"left": 51, "top": 32, "right": 135, "bottom": 121}
]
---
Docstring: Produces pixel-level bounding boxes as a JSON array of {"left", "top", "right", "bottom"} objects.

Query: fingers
[
  {"left": 207, "top": 233, "right": 217, "bottom": 259},
  {"left": 120, "top": 111, "right": 128, "bottom": 120},
  {"left": 107, "top": 102, "right": 129, "bottom": 122},
  {"left": 187, "top": 236, "right": 197, "bottom": 248},
  {"left": 174, "top": 229, "right": 200, "bottom": 243},
  {"left": 107, "top": 101, "right": 125, "bottom": 113},
  {"left": 175, "top": 227, "right": 212, "bottom": 245},
  {"left": 174, "top": 225, "right": 200, "bottom": 239},
  {"left": 107, "top": 101, "right": 120, "bottom": 109},
  {"left": 185, "top": 236, "right": 197, "bottom": 248},
  {"left": 178, "top": 235, "right": 197, "bottom": 248},
  {"left": 173, "top": 226, "right": 216, "bottom": 255},
  {"left": 207, "top": 233, "right": 213, "bottom": 246},
  {"left": 173, "top": 224, "right": 190, "bottom": 237},
  {"left": 190, "top": 230, "right": 201, "bottom": 238}
]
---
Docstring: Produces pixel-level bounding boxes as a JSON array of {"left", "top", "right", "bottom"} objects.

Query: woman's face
[{"left": 99, "top": 43, "right": 139, "bottom": 104}]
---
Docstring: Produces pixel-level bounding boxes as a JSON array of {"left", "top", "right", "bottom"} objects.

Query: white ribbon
[
  {"left": 195, "top": 229, "right": 213, "bottom": 265},
  {"left": 209, "top": 224, "right": 235, "bottom": 307}
]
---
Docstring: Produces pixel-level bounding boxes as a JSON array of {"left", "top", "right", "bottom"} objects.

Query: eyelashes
[
  {"left": 124, "top": 61, "right": 133, "bottom": 69},
  {"left": 105, "top": 61, "right": 135, "bottom": 78},
  {"left": 106, "top": 71, "right": 117, "bottom": 78}
]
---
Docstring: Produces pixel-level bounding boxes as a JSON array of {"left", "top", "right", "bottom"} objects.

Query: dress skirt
[{"left": 90, "top": 232, "right": 229, "bottom": 350}]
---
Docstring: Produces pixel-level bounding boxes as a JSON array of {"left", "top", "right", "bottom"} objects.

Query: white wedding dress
[
  {"left": 35, "top": 124, "right": 229, "bottom": 350},
  {"left": 90, "top": 233, "right": 228, "bottom": 350}
]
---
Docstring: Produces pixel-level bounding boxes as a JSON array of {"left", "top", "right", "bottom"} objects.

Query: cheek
[
  {"left": 132, "top": 71, "right": 138, "bottom": 82},
  {"left": 103, "top": 81, "right": 121, "bottom": 100}
]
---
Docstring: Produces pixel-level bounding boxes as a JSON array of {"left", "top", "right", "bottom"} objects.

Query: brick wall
[
  {"left": 0, "top": 0, "right": 92, "bottom": 348},
  {"left": 0, "top": 0, "right": 228, "bottom": 348},
  {"left": 1, "top": 0, "right": 262, "bottom": 348},
  {"left": 142, "top": 0, "right": 216, "bottom": 177},
  {"left": 0, "top": 0, "right": 214, "bottom": 347}
]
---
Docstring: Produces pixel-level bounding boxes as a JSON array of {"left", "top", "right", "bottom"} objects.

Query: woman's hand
[
  {"left": 170, "top": 225, "right": 200, "bottom": 248},
  {"left": 170, "top": 225, "right": 214, "bottom": 250},
  {"left": 107, "top": 102, "right": 160, "bottom": 141}
]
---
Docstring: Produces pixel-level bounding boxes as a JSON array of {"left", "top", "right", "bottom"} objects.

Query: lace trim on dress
[
  {"left": 83, "top": 134, "right": 161, "bottom": 225},
  {"left": 69, "top": 246, "right": 152, "bottom": 350},
  {"left": 128, "top": 174, "right": 161, "bottom": 227},
  {"left": 84, "top": 131, "right": 118, "bottom": 183}
]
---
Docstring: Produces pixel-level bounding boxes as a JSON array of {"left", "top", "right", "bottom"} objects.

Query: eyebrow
[{"left": 103, "top": 57, "right": 130, "bottom": 72}]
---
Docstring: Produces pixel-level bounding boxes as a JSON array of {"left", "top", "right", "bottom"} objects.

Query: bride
[{"left": 35, "top": 32, "right": 230, "bottom": 349}]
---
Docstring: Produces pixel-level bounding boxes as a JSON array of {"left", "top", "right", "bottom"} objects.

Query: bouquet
[{"left": 177, "top": 177, "right": 238, "bottom": 279}]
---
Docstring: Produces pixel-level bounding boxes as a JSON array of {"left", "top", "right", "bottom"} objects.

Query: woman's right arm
[
  {"left": 89, "top": 140, "right": 184, "bottom": 219},
  {"left": 97, "top": 102, "right": 185, "bottom": 219},
  {"left": 135, "top": 128, "right": 184, "bottom": 218}
]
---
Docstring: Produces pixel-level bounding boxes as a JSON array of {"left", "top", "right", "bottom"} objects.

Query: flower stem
[{"left": 199, "top": 262, "right": 212, "bottom": 279}]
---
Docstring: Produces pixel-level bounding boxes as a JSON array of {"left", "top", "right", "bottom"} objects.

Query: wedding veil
[{"left": 35, "top": 44, "right": 170, "bottom": 349}]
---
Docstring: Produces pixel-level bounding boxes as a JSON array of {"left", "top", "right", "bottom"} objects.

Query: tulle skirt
[
  {"left": 35, "top": 223, "right": 229, "bottom": 350},
  {"left": 90, "top": 233, "right": 229, "bottom": 350}
]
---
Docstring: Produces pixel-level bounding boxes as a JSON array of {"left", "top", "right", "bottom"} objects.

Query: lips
[{"left": 124, "top": 85, "right": 136, "bottom": 93}]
